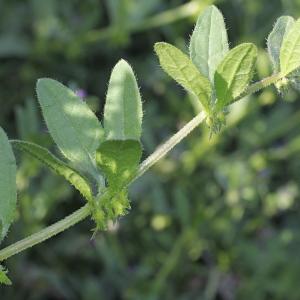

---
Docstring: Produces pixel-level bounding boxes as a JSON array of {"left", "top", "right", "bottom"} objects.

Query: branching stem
[{"left": 0, "top": 72, "right": 283, "bottom": 262}]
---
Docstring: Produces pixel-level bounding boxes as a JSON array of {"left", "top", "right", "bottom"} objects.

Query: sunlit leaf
[
  {"left": 267, "top": 16, "right": 295, "bottom": 73},
  {"left": 190, "top": 5, "right": 229, "bottom": 83},
  {"left": 0, "top": 265, "right": 11, "bottom": 285},
  {"left": 155, "top": 42, "right": 212, "bottom": 113},
  {"left": 280, "top": 18, "right": 300, "bottom": 76},
  {"left": 94, "top": 140, "right": 142, "bottom": 228},
  {"left": 36, "top": 78, "right": 104, "bottom": 178},
  {"left": 104, "top": 59, "right": 143, "bottom": 141},
  {"left": 214, "top": 43, "right": 257, "bottom": 110}
]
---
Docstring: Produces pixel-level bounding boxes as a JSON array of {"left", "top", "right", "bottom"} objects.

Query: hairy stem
[
  {"left": 234, "top": 73, "right": 282, "bottom": 103},
  {"left": 0, "top": 112, "right": 206, "bottom": 262},
  {"left": 0, "top": 205, "right": 90, "bottom": 261},
  {"left": 0, "top": 72, "right": 283, "bottom": 262},
  {"left": 135, "top": 111, "right": 206, "bottom": 179}
]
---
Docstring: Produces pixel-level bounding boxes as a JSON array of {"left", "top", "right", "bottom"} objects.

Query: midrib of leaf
[
  {"left": 121, "top": 75, "right": 126, "bottom": 140},
  {"left": 207, "top": 9, "right": 213, "bottom": 77},
  {"left": 224, "top": 47, "right": 253, "bottom": 100},
  {"left": 165, "top": 46, "right": 203, "bottom": 99}
]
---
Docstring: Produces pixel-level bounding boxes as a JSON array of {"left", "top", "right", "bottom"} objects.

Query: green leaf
[
  {"left": 154, "top": 42, "right": 212, "bottom": 113},
  {"left": 214, "top": 43, "right": 257, "bottom": 110},
  {"left": 36, "top": 78, "right": 104, "bottom": 176},
  {"left": 94, "top": 140, "right": 142, "bottom": 227},
  {"left": 96, "top": 140, "right": 142, "bottom": 190},
  {"left": 0, "top": 265, "right": 12, "bottom": 285},
  {"left": 0, "top": 127, "right": 17, "bottom": 243},
  {"left": 104, "top": 59, "right": 143, "bottom": 141},
  {"left": 267, "top": 16, "right": 295, "bottom": 73},
  {"left": 11, "top": 140, "right": 93, "bottom": 202},
  {"left": 280, "top": 18, "right": 300, "bottom": 76},
  {"left": 189, "top": 5, "right": 229, "bottom": 83}
]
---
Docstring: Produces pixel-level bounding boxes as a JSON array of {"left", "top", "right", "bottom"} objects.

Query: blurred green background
[{"left": 1, "top": 0, "right": 300, "bottom": 299}]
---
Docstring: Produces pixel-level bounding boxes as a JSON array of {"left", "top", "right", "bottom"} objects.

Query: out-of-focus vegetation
[{"left": 1, "top": 0, "right": 300, "bottom": 299}]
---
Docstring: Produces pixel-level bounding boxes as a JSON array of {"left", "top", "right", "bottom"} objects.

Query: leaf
[
  {"left": 267, "top": 16, "right": 295, "bottom": 73},
  {"left": 0, "top": 128, "right": 17, "bottom": 243},
  {"left": 0, "top": 265, "right": 12, "bottom": 285},
  {"left": 214, "top": 43, "right": 257, "bottom": 110},
  {"left": 280, "top": 18, "right": 300, "bottom": 76},
  {"left": 189, "top": 5, "right": 229, "bottom": 83},
  {"left": 94, "top": 140, "right": 142, "bottom": 227},
  {"left": 155, "top": 42, "right": 212, "bottom": 113},
  {"left": 96, "top": 140, "right": 142, "bottom": 190},
  {"left": 36, "top": 79, "right": 104, "bottom": 176},
  {"left": 11, "top": 140, "right": 93, "bottom": 202},
  {"left": 104, "top": 59, "right": 143, "bottom": 141}
]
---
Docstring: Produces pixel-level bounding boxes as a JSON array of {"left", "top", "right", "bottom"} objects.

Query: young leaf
[
  {"left": 94, "top": 140, "right": 142, "bottom": 228},
  {"left": 267, "top": 16, "right": 295, "bottom": 73},
  {"left": 189, "top": 5, "right": 229, "bottom": 82},
  {"left": 0, "top": 265, "right": 11, "bottom": 285},
  {"left": 96, "top": 140, "right": 142, "bottom": 189},
  {"left": 36, "top": 79, "right": 104, "bottom": 176},
  {"left": 11, "top": 140, "right": 93, "bottom": 202},
  {"left": 154, "top": 42, "right": 212, "bottom": 113},
  {"left": 0, "top": 127, "right": 17, "bottom": 243},
  {"left": 104, "top": 59, "right": 143, "bottom": 141},
  {"left": 280, "top": 18, "right": 300, "bottom": 76},
  {"left": 214, "top": 43, "right": 257, "bottom": 110}
]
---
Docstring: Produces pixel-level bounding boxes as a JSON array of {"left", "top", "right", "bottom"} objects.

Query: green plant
[{"left": 1, "top": 5, "right": 300, "bottom": 285}]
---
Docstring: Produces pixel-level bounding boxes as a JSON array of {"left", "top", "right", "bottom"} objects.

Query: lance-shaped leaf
[
  {"left": 267, "top": 16, "right": 295, "bottom": 73},
  {"left": 155, "top": 42, "right": 212, "bottom": 113},
  {"left": 0, "top": 127, "right": 17, "bottom": 243},
  {"left": 95, "top": 140, "right": 142, "bottom": 227},
  {"left": 104, "top": 59, "right": 143, "bottom": 141},
  {"left": 0, "top": 265, "right": 11, "bottom": 285},
  {"left": 12, "top": 140, "right": 93, "bottom": 202},
  {"left": 280, "top": 18, "right": 300, "bottom": 76},
  {"left": 189, "top": 5, "right": 229, "bottom": 83},
  {"left": 36, "top": 79, "right": 104, "bottom": 176},
  {"left": 214, "top": 43, "right": 257, "bottom": 110}
]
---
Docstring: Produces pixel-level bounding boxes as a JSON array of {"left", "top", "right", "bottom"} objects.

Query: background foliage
[{"left": 1, "top": 0, "right": 300, "bottom": 299}]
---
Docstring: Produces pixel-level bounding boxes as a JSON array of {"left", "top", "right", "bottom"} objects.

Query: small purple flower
[{"left": 76, "top": 89, "right": 87, "bottom": 100}]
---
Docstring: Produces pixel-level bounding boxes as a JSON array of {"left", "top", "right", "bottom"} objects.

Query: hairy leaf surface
[
  {"left": 95, "top": 140, "right": 142, "bottom": 226},
  {"left": 36, "top": 78, "right": 104, "bottom": 175},
  {"left": 280, "top": 18, "right": 300, "bottom": 76},
  {"left": 190, "top": 5, "right": 229, "bottom": 82},
  {"left": 96, "top": 140, "right": 142, "bottom": 190},
  {"left": 214, "top": 43, "right": 257, "bottom": 109},
  {"left": 0, "top": 128, "right": 17, "bottom": 243},
  {"left": 11, "top": 140, "right": 93, "bottom": 202},
  {"left": 155, "top": 42, "right": 212, "bottom": 113},
  {"left": 104, "top": 60, "right": 143, "bottom": 141},
  {"left": 268, "top": 16, "right": 295, "bottom": 73}
]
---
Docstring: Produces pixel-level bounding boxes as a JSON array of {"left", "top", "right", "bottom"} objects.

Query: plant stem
[
  {"left": 0, "top": 205, "right": 90, "bottom": 262},
  {"left": 135, "top": 111, "right": 206, "bottom": 179},
  {"left": 0, "top": 112, "right": 206, "bottom": 262},
  {"left": 0, "top": 72, "right": 283, "bottom": 262},
  {"left": 234, "top": 73, "right": 282, "bottom": 103}
]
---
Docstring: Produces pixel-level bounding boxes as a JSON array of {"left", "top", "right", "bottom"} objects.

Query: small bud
[{"left": 275, "top": 77, "right": 290, "bottom": 94}]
